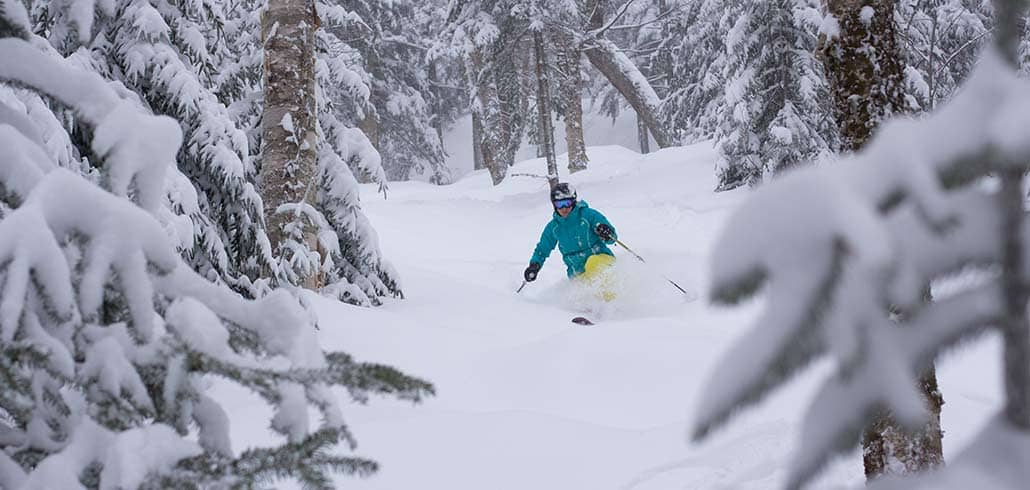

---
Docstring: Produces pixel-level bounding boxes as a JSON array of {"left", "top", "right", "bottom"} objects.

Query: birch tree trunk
[
  {"left": 555, "top": 29, "right": 589, "bottom": 173},
  {"left": 819, "top": 0, "right": 943, "bottom": 478},
  {"left": 260, "top": 0, "right": 321, "bottom": 288},
  {"left": 533, "top": 30, "right": 559, "bottom": 188},
  {"left": 468, "top": 49, "right": 507, "bottom": 185}
]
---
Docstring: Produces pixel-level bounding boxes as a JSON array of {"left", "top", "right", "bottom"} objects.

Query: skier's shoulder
[
  {"left": 577, "top": 200, "right": 606, "bottom": 219},
  {"left": 544, "top": 216, "right": 560, "bottom": 234}
]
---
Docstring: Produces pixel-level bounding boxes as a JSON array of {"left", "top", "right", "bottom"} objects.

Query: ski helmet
[{"left": 550, "top": 183, "right": 577, "bottom": 203}]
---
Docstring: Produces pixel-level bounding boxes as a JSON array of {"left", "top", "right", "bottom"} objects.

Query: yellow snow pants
[{"left": 578, "top": 254, "right": 616, "bottom": 301}]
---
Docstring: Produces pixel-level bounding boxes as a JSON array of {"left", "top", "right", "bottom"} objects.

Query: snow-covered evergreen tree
[
  {"left": 305, "top": 0, "right": 405, "bottom": 303},
  {"left": 0, "top": 13, "right": 432, "bottom": 488},
  {"left": 644, "top": 0, "right": 732, "bottom": 144},
  {"left": 25, "top": 0, "right": 404, "bottom": 304},
  {"left": 328, "top": 0, "right": 451, "bottom": 184},
  {"left": 691, "top": 1, "right": 1030, "bottom": 488},
  {"left": 435, "top": 0, "right": 533, "bottom": 185},
  {"left": 714, "top": 0, "right": 838, "bottom": 191},
  {"left": 31, "top": 0, "right": 277, "bottom": 294},
  {"left": 896, "top": 0, "right": 993, "bottom": 111}
]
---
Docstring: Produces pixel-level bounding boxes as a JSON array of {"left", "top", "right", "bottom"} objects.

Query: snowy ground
[{"left": 224, "top": 142, "right": 1004, "bottom": 489}]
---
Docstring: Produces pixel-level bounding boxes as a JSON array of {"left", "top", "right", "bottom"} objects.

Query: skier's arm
[
  {"left": 530, "top": 222, "right": 557, "bottom": 266},
  {"left": 585, "top": 209, "right": 617, "bottom": 244}
]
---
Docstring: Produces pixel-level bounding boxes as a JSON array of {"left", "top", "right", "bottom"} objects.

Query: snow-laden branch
[
  {"left": 709, "top": 50, "right": 1027, "bottom": 308},
  {"left": 0, "top": 39, "right": 117, "bottom": 124},
  {"left": 20, "top": 419, "right": 200, "bottom": 490},
  {"left": 788, "top": 282, "right": 1001, "bottom": 488},
  {"left": 0, "top": 38, "right": 181, "bottom": 213},
  {"left": 693, "top": 47, "right": 1030, "bottom": 490}
]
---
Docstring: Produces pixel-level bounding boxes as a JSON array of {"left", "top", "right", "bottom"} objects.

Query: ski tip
[{"left": 571, "top": 317, "right": 594, "bottom": 326}]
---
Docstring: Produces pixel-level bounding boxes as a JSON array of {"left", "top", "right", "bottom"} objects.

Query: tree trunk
[
  {"left": 468, "top": 49, "right": 507, "bottom": 185},
  {"left": 993, "top": 0, "right": 1030, "bottom": 431},
  {"left": 555, "top": 29, "right": 589, "bottom": 173},
  {"left": 358, "top": 45, "right": 383, "bottom": 183},
  {"left": 582, "top": 39, "right": 672, "bottom": 148},
  {"left": 260, "top": 0, "right": 321, "bottom": 289},
  {"left": 818, "top": 0, "right": 943, "bottom": 478},
  {"left": 359, "top": 111, "right": 386, "bottom": 182},
  {"left": 533, "top": 30, "right": 559, "bottom": 188},
  {"left": 862, "top": 291, "right": 945, "bottom": 476},
  {"left": 862, "top": 367, "right": 944, "bottom": 476},
  {"left": 472, "top": 111, "right": 485, "bottom": 171},
  {"left": 637, "top": 112, "right": 650, "bottom": 154},
  {"left": 582, "top": 0, "right": 673, "bottom": 149},
  {"left": 358, "top": 111, "right": 380, "bottom": 151},
  {"left": 428, "top": 60, "right": 445, "bottom": 143},
  {"left": 818, "top": 0, "right": 907, "bottom": 152},
  {"left": 499, "top": 35, "right": 531, "bottom": 169}
]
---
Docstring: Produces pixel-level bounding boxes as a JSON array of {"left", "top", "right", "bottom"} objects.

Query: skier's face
[{"left": 554, "top": 199, "right": 574, "bottom": 217}]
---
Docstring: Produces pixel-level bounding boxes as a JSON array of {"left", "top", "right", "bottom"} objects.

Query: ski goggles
[{"left": 553, "top": 198, "right": 575, "bottom": 209}]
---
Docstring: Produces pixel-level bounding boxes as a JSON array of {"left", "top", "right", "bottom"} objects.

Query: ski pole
[
  {"left": 615, "top": 239, "right": 691, "bottom": 296},
  {"left": 516, "top": 280, "right": 528, "bottom": 293}
]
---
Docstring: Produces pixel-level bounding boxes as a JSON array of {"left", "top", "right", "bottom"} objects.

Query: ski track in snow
[{"left": 220, "top": 142, "right": 1003, "bottom": 490}]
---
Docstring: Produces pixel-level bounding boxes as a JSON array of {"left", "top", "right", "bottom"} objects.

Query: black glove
[
  {"left": 595, "top": 223, "right": 615, "bottom": 242},
  {"left": 524, "top": 262, "right": 541, "bottom": 282}
]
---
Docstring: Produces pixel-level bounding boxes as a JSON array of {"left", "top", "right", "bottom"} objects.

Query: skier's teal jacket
[{"left": 530, "top": 200, "right": 617, "bottom": 277}]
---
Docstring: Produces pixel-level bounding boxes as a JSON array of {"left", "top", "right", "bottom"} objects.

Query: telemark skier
[{"left": 523, "top": 183, "right": 618, "bottom": 300}]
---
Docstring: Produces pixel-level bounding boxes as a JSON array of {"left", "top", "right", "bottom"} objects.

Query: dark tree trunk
[
  {"left": 533, "top": 30, "right": 559, "bottom": 188},
  {"left": 819, "top": 0, "right": 908, "bottom": 152},
  {"left": 862, "top": 367, "right": 944, "bottom": 476},
  {"left": 818, "top": 0, "right": 943, "bottom": 478},
  {"left": 993, "top": 0, "right": 1030, "bottom": 431}
]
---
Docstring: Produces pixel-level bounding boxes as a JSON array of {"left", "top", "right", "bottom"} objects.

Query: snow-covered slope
[{"left": 224, "top": 143, "right": 1002, "bottom": 489}]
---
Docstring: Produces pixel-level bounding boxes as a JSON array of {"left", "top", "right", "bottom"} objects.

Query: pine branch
[
  {"left": 185, "top": 349, "right": 434, "bottom": 406},
  {"left": 0, "top": 344, "right": 51, "bottom": 425},
  {"left": 151, "top": 428, "right": 378, "bottom": 490},
  {"left": 695, "top": 241, "right": 847, "bottom": 441},
  {"left": 235, "top": 428, "right": 379, "bottom": 485}
]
